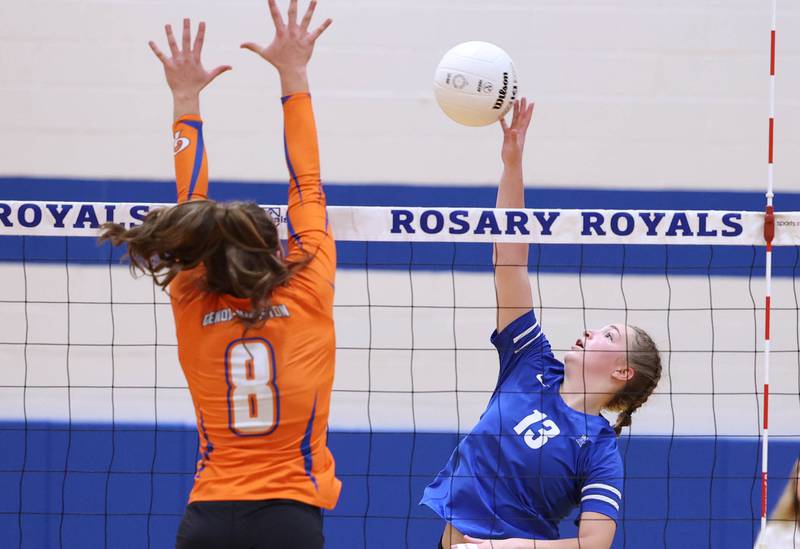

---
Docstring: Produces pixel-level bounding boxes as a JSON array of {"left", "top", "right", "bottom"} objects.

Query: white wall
[
  {"left": 1, "top": 0, "right": 799, "bottom": 190},
  {"left": 2, "top": 263, "right": 797, "bottom": 437}
]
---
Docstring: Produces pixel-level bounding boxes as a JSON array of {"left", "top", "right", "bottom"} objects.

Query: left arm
[
  {"left": 459, "top": 513, "right": 615, "bottom": 549},
  {"left": 147, "top": 18, "right": 231, "bottom": 300}
]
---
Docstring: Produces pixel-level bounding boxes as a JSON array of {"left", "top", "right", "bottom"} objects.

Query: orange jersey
[{"left": 168, "top": 94, "right": 340, "bottom": 509}]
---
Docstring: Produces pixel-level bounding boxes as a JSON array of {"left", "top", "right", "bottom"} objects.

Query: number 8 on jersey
[{"left": 225, "top": 338, "right": 279, "bottom": 436}]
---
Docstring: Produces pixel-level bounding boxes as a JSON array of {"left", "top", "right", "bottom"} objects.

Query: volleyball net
[{"left": 1, "top": 201, "right": 799, "bottom": 548}]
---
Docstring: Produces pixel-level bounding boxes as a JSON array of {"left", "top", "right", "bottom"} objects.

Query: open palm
[
  {"left": 241, "top": 0, "right": 332, "bottom": 72},
  {"left": 148, "top": 18, "right": 232, "bottom": 98}
]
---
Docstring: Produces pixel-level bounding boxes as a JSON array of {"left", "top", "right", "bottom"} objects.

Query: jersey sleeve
[
  {"left": 490, "top": 309, "right": 557, "bottom": 384},
  {"left": 281, "top": 93, "right": 335, "bottom": 300},
  {"left": 169, "top": 115, "right": 209, "bottom": 303},
  {"left": 173, "top": 115, "right": 209, "bottom": 203},
  {"left": 579, "top": 435, "right": 624, "bottom": 521}
]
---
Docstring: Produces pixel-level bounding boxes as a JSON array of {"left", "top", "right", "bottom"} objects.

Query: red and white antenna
[{"left": 759, "top": 0, "right": 777, "bottom": 546}]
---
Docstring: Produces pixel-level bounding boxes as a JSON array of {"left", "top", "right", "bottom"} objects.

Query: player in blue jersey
[{"left": 421, "top": 98, "right": 663, "bottom": 549}]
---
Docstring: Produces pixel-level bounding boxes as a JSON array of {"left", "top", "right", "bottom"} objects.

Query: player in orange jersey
[{"left": 99, "top": 2, "right": 336, "bottom": 548}]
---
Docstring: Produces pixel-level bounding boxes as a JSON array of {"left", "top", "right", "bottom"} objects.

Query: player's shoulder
[
  {"left": 491, "top": 309, "right": 548, "bottom": 352},
  {"left": 281, "top": 268, "right": 335, "bottom": 310},
  {"left": 569, "top": 414, "right": 616, "bottom": 452},
  {"left": 584, "top": 425, "right": 621, "bottom": 463},
  {"left": 492, "top": 309, "right": 538, "bottom": 338}
]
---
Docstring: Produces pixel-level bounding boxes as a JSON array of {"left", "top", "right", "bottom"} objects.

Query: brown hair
[
  {"left": 606, "top": 326, "right": 662, "bottom": 436},
  {"left": 770, "top": 458, "right": 800, "bottom": 525},
  {"left": 98, "top": 200, "right": 308, "bottom": 328}
]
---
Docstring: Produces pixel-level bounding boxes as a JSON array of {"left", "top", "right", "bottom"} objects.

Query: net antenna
[{"left": 759, "top": 0, "right": 778, "bottom": 545}]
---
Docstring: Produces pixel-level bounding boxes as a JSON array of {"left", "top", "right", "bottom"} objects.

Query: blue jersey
[{"left": 420, "top": 310, "right": 623, "bottom": 540}]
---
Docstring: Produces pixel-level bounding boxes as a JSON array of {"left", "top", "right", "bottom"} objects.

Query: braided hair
[{"left": 606, "top": 326, "right": 662, "bottom": 436}]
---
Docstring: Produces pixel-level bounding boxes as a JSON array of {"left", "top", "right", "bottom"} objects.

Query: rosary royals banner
[{"left": 0, "top": 201, "right": 792, "bottom": 246}]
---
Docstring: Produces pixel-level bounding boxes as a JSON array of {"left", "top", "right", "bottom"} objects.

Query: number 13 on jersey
[
  {"left": 225, "top": 338, "right": 279, "bottom": 436},
  {"left": 513, "top": 409, "right": 560, "bottom": 450}
]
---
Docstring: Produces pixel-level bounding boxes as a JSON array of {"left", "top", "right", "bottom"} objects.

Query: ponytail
[
  {"left": 607, "top": 326, "right": 662, "bottom": 436},
  {"left": 613, "top": 410, "right": 633, "bottom": 436}
]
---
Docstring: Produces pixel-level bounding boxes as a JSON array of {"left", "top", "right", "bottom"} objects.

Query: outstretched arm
[
  {"left": 148, "top": 18, "right": 232, "bottom": 202},
  {"left": 494, "top": 98, "right": 535, "bottom": 332},
  {"left": 241, "top": 0, "right": 335, "bottom": 289}
]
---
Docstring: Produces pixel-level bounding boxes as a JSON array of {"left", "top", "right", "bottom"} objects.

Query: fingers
[
  {"left": 288, "top": 0, "right": 299, "bottom": 27},
  {"left": 193, "top": 21, "right": 206, "bottom": 57},
  {"left": 511, "top": 98, "right": 524, "bottom": 129},
  {"left": 521, "top": 100, "right": 535, "bottom": 131},
  {"left": 300, "top": 0, "right": 317, "bottom": 31},
  {"left": 240, "top": 42, "right": 263, "bottom": 55},
  {"left": 208, "top": 65, "right": 233, "bottom": 82},
  {"left": 511, "top": 97, "right": 534, "bottom": 132},
  {"left": 181, "top": 18, "right": 191, "bottom": 53},
  {"left": 309, "top": 17, "right": 332, "bottom": 43},
  {"left": 148, "top": 41, "right": 169, "bottom": 64},
  {"left": 500, "top": 117, "right": 510, "bottom": 134},
  {"left": 268, "top": 0, "right": 286, "bottom": 31},
  {"left": 165, "top": 24, "right": 180, "bottom": 57}
]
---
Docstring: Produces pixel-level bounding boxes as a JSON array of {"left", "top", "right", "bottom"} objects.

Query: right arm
[
  {"left": 242, "top": 0, "right": 335, "bottom": 292},
  {"left": 494, "top": 99, "right": 535, "bottom": 333}
]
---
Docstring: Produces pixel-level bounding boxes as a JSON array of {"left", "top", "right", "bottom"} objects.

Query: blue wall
[{"left": 0, "top": 422, "right": 796, "bottom": 549}]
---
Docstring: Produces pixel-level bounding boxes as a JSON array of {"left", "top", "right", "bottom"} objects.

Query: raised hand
[
  {"left": 241, "top": 0, "right": 332, "bottom": 92},
  {"left": 149, "top": 19, "right": 232, "bottom": 117},
  {"left": 500, "top": 98, "right": 535, "bottom": 167}
]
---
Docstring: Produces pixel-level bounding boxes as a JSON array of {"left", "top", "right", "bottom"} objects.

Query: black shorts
[{"left": 175, "top": 498, "right": 324, "bottom": 549}]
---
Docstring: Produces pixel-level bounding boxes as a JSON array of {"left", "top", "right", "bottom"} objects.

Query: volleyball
[{"left": 433, "top": 41, "right": 519, "bottom": 127}]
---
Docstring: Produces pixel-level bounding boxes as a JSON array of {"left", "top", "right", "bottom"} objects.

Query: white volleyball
[{"left": 434, "top": 41, "right": 519, "bottom": 127}]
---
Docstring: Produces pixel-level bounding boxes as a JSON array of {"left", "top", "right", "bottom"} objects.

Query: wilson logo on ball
[{"left": 492, "top": 72, "right": 510, "bottom": 110}]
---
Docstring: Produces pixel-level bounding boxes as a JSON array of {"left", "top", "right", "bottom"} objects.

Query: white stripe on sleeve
[
  {"left": 512, "top": 322, "right": 540, "bottom": 344},
  {"left": 582, "top": 483, "right": 622, "bottom": 499},
  {"left": 514, "top": 331, "right": 543, "bottom": 354},
  {"left": 581, "top": 494, "right": 620, "bottom": 511}
]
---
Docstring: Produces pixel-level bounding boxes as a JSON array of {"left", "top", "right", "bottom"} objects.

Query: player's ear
[{"left": 612, "top": 365, "right": 635, "bottom": 382}]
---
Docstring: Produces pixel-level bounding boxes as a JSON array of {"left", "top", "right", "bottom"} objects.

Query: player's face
[{"left": 564, "top": 324, "right": 633, "bottom": 382}]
